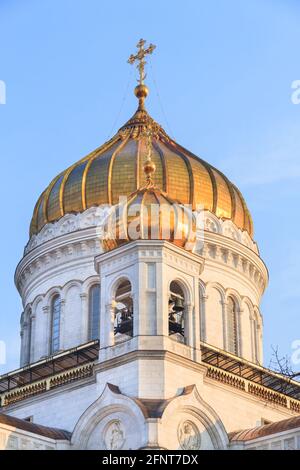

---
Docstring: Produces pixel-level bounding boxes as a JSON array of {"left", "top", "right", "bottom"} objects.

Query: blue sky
[{"left": 0, "top": 0, "right": 300, "bottom": 373}]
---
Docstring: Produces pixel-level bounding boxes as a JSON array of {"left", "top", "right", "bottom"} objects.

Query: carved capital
[{"left": 200, "top": 295, "right": 208, "bottom": 302}]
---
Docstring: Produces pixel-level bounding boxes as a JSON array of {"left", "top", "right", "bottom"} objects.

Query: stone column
[
  {"left": 132, "top": 293, "right": 139, "bottom": 337},
  {"left": 237, "top": 308, "right": 244, "bottom": 357},
  {"left": 185, "top": 302, "right": 194, "bottom": 349},
  {"left": 29, "top": 313, "right": 36, "bottom": 363},
  {"left": 258, "top": 324, "right": 263, "bottom": 364},
  {"left": 250, "top": 317, "right": 255, "bottom": 362},
  {"left": 22, "top": 321, "right": 29, "bottom": 365},
  {"left": 108, "top": 303, "right": 115, "bottom": 347},
  {"left": 156, "top": 262, "right": 169, "bottom": 337},
  {"left": 20, "top": 329, "right": 24, "bottom": 366},
  {"left": 100, "top": 303, "right": 115, "bottom": 348},
  {"left": 43, "top": 305, "right": 50, "bottom": 356},
  {"left": 221, "top": 300, "right": 228, "bottom": 351},
  {"left": 59, "top": 299, "right": 66, "bottom": 351},
  {"left": 80, "top": 293, "right": 89, "bottom": 343},
  {"left": 19, "top": 312, "right": 25, "bottom": 366},
  {"left": 199, "top": 295, "right": 208, "bottom": 342}
]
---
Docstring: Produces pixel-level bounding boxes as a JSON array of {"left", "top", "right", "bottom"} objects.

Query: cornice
[{"left": 16, "top": 209, "right": 267, "bottom": 301}]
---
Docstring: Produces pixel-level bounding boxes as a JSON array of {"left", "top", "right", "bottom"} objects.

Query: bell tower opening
[
  {"left": 168, "top": 281, "right": 185, "bottom": 343},
  {"left": 114, "top": 279, "right": 133, "bottom": 343}
]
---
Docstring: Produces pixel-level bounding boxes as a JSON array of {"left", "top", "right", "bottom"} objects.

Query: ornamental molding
[
  {"left": 16, "top": 234, "right": 103, "bottom": 300},
  {"left": 198, "top": 230, "right": 268, "bottom": 295},
  {"left": 202, "top": 211, "right": 258, "bottom": 253},
  {"left": 205, "top": 364, "right": 300, "bottom": 412},
  {"left": 16, "top": 223, "right": 266, "bottom": 302},
  {"left": 95, "top": 240, "right": 204, "bottom": 279},
  {"left": 0, "top": 363, "right": 94, "bottom": 408},
  {"left": 25, "top": 207, "right": 258, "bottom": 255},
  {"left": 25, "top": 206, "right": 111, "bottom": 255}
]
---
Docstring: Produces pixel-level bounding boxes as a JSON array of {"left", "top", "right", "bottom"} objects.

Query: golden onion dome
[
  {"left": 30, "top": 52, "right": 253, "bottom": 240},
  {"left": 30, "top": 106, "right": 253, "bottom": 239},
  {"left": 102, "top": 185, "right": 197, "bottom": 252},
  {"left": 102, "top": 170, "right": 197, "bottom": 252}
]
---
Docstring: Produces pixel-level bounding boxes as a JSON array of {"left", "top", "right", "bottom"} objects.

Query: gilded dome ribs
[
  {"left": 221, "top": 171, "right": 236, "bottom": 221},
  {"left": 234, "top": 185, "right": 253, "bottom": 235},
  {"left": 82, "top": 155, "right": 97, "bottom": 211},
  {"left": 60, "top": 165, "right": 75, "bottom": 217},
  {"left": 43, "top": 174, "right": 61, "bottom": 224},
  {"left": 82, "top": 136, "right": 119, "bottom": 210},
  {"left": 172, "top": 142, "right": 218, "bottom": 214},
  {"left": 153, "top": 140, "right": 167, "bottom": 193},
  {"left": 107, "top": 136, "right": 130, "bottom": 205},
  {"left": 29, "top": 107, "right": 254, "bottom": 239},
  {"left": 162, "top": 138, "right": 195, "bottom": 209},
  {"left": 199, "top": 162, "right": 218, "bottom": 214},
  {"left": 31, "top": 193, "right": 44, "bottom": 235}
]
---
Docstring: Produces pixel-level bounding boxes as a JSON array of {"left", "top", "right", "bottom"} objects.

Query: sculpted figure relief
[
  {"left": 104, "top": 420, "right": 125, "bottom": 450},
  {"left": 178, "top": 421, "right": 201, "bottom": 450}
]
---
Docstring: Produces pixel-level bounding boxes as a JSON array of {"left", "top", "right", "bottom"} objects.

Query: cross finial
[{"left": 128, "top": 39, "right": 156, "bottom": 85}]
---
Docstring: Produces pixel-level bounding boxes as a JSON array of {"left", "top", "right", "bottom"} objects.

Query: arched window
[
  {"left": 89, "top": 284, "right": 101, "bottom": 340},
  {"left": 253, "top": 314, "right": 260, "bottom": 363},
  {"left": 50, "top": 295, "right": 61, "bottom": 354},
  {"left": 168, "top": 281, "right": 185, "bottom": 342},
  {"left": 114, "top": 280, "right": 133, "bottom": 341},
  {"left": 227, "top": 297, "right": 238, "bottom": 355}
]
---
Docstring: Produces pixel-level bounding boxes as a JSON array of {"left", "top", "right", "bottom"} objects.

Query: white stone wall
[
  {"left": 4, "top": 353, "right": 299, "bottom": 449},
  {"left": 5, "top": 381, "right": 99, "bottom": 431},
  {"left": 230, "top": 428, "right": 300, "bottom": 450},
  {"left": 0, "top": 424, "right": 70, "bottom": 450},
  {"left": 16, "top": 208, "right": 267, "bottom": 369}
]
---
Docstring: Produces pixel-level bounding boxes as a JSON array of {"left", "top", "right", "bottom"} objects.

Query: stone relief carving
[
  {"left": 104, "top": 420, "right": 125, "bottom": 450},
  {"left": 25, "top": 207, "right": 257, "bottom": 255},
  {"left": 7, "top": 435, "right": 18, "bottom": 450},
  {"left": 178, "top": 420, "right": 201, "bottom": 450},
  {"left": 25, "top": 206, "right": 111, "bottom": 254}
]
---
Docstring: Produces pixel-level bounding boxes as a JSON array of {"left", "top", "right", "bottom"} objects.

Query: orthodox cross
[{"left": 128, "top": 39, "right": 156, "bottom": 85}]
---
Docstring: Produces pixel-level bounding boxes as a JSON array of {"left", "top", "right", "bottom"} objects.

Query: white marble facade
[
  {"left": 16, "top": 208, "right": 265, "bottom": 368},
  {"left": 2, "top": 207, "right": 298, "bottom": 450}
]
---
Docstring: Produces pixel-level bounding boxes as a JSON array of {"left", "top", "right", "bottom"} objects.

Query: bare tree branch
[{"left": 269, "top": 345, "right": 300, "bottom": 387}]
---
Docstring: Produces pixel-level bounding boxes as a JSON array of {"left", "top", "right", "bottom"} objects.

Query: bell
[{"left": 173, "top": 297, "right": 184, "bottom": 312}]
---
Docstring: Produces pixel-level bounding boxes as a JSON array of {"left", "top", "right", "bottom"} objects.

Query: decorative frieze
[
  {"left": 290, "top": 400, "right": 300, "bottom": 413},
  {"left": 206, "top": 365, "right": 245, "bottom": 391},
  {"left": 49, "top": 364, "right": 93, "bottom": 389},
  {"left": 25, "top": 206, "right": 111, "bottom": 254},
  {"left": 16, "top": 236, "right": 102, "bottom": 297},
  {"left": 206, "top": 363, "right": 300, "bottom": 411},
  {"left": 0, "top": 363, "right": 94, "bottom": 407},
  {"left": 1, "top": 381, "right": 47, "bottom": 406},
  {"left": 197, "top": 239, "right": 267, "bottom": 294},
  {"left": 25, "top": 207, "right": 258, "bottom": 256},
  {"left": 248, "top": 383, "right": 288, "bottom": 407}
]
